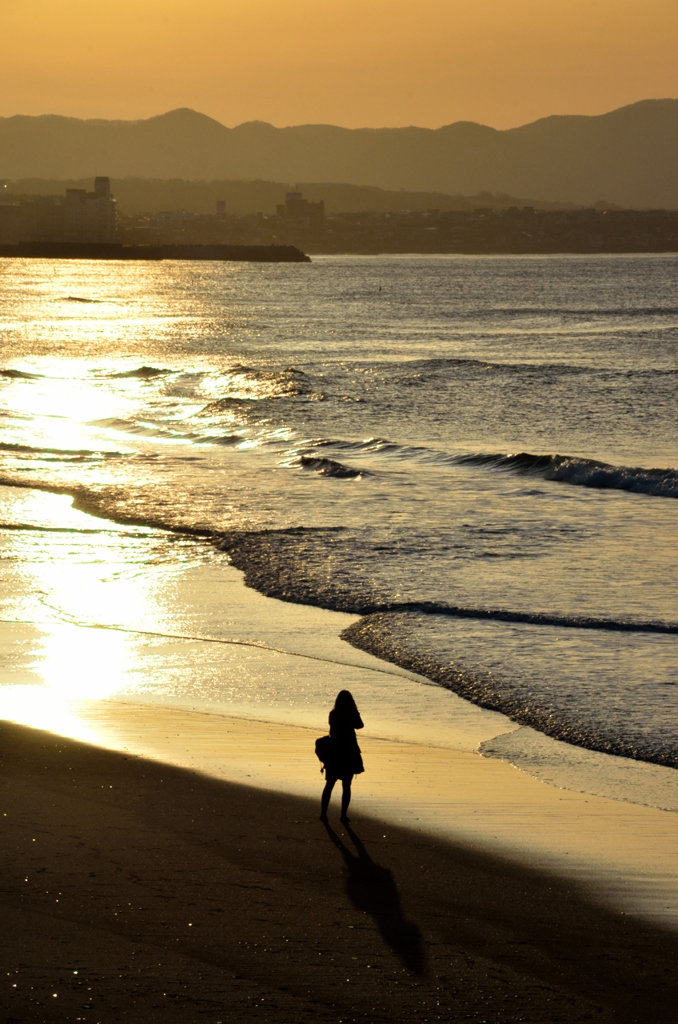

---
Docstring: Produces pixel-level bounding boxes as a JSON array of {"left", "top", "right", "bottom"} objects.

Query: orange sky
[{"left": 2, "top": 0, "right": 677, "bottom": 129}]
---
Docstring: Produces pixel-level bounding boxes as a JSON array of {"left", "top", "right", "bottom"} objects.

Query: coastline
[
  {"left": 3, "top": 718, "right": 678, "bottom": 1024},
  {"left": 2, "top": 482, "right": 678, "bottom": 934},
  {"left": 2, "top": 465, "right": 678, "bottom": 1020}
]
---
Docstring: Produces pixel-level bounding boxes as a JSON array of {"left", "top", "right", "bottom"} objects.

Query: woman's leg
[
  {"left": 340, "top": 775, "right": 354, "bottom": 821},
  {"left": 320, "top": 773, "right": 337, "bottom": 819}
]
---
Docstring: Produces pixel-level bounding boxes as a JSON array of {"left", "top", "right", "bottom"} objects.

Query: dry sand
[
  {"left": 75, "top": 699, "right": 678, "bottom": 927},
  {"left": 3, "top": 719, "right": 678, "bottom": 1024}
]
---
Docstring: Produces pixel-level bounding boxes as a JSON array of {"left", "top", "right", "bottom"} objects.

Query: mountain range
[{"left": 1, "top": 100, "right": 678, "bottom": 207}]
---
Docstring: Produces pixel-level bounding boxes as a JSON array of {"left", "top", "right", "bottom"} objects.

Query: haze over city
[{"left": 2, "top": 0, "right": 677, "bottom": 129}]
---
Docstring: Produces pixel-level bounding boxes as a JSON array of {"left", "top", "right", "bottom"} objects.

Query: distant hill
[{"left": 1, "top": 100, "right": 678, "bottom": 207}]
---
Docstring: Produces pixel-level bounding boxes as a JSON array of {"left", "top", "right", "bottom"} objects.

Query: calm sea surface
[{"left": 1, "top": 254, "right": 676, "bottom": 785}]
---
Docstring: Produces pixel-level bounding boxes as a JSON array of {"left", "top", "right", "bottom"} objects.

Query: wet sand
[{"left": 3, "top": 720, "right": 678, "bottom": 1024}]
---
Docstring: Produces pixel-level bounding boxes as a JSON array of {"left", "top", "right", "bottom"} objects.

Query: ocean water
[{"left": 0, "top": 254, "right": 676, "bottom": 801}]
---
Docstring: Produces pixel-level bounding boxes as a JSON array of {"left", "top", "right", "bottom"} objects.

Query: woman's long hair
[{"left": 334, "top": 689, "right": 359, "bottom": 715}]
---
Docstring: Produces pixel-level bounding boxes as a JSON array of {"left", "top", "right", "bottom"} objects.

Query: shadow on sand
[{"left": 324, "top": 820, "right": 425, "bottom": 974}]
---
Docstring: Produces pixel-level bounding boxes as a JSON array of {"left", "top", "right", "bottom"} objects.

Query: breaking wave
[
  {"left": 201, "top": 434, "right": 246, "bottom": 446},
  {"left": 297, "top": 438, "right": 678, "bottom": 498},
  {"left": 109, "top": 366, "right": 173, "bottom": 379},
  {"left": 0, "top": 441, "right": 123, "bottom": 459},
  {"left": 342, "top": 611, "right": 678, "bottom": 769},
  {"left": 293, "top": 455, "right": 366, "bottom": 479},
  {"left": 0, "top": 368, "right": 41, "bottom": 380},
  {"left": 456, "top": 452, "right": 678, "bottom": 498}
]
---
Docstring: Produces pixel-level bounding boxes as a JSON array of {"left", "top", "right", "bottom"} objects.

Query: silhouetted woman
[{"left": 320, "top": 689, "right": 364, "bottom": 822}]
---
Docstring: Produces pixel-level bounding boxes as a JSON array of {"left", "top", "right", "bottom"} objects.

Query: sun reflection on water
[
  {"left": 2, "top": 258, "right": 189, "bottom": 357},
  {"left": 0, "top": 486, "right": 180, "bottom": 742},
  {"left": 8, "top": 369, "right": 135, "bottom": 425}
]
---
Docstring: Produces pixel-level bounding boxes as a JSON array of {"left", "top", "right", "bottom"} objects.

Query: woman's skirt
[{"left": 326, "top": 742, "right": 364, "bottom": 780}]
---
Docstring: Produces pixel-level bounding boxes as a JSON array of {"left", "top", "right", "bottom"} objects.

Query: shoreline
[
  {"left": 3, "top": 718, "right": 678, "bottom": 1024},
  {"left": 2, "top": 482, "right": 678, "bottom": 936},
  {"left": 2, "top": 478, "right": 676, "bottom": 788}
]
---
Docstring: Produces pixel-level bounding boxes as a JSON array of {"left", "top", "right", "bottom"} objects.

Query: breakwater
[{"left": 0, "top": 241, "right": 311, "bottom": 262}]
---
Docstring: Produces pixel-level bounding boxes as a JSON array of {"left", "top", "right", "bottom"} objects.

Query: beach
[
  {"left": 4, "top": 559, "right": 678, "bottom": 1024},
  {"left": 1, "top": 252, "right": 677, "bottom": 1022},
  {"left": 4, "top": 718, "right": 678, "bottom": 1024}
]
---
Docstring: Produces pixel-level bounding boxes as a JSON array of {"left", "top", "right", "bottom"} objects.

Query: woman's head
[{"left": 334, "top": 689, "right": 358, "bottom": 714}]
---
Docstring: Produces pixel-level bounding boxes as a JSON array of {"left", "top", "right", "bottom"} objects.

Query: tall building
[
  {"left": 276, "top": 191, "right": 324, "bottom": 230},
  {"left": 63, "top": 178, "right": 116, "bottom": 243},
  {"left": 0, "top": 177, "right": 116, "bottom": 244}
]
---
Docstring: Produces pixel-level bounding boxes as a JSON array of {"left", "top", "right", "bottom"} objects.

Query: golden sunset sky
[{"left": 2, "top": 0, "right": 677, "bottom": 128}]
